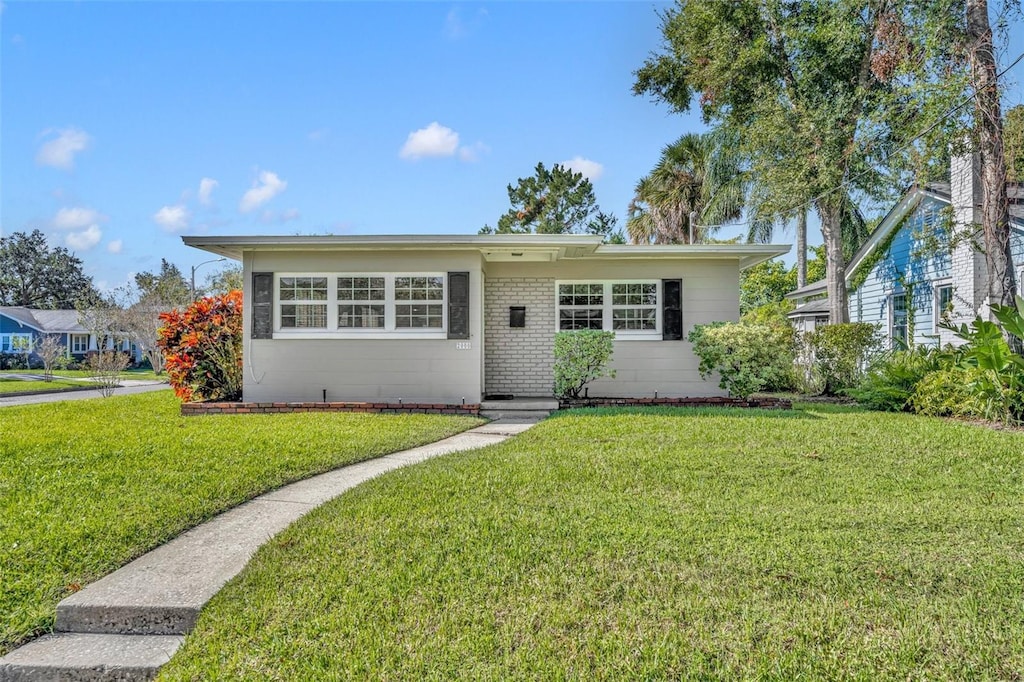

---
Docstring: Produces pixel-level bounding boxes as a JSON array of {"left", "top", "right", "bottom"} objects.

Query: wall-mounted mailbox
[{"left": 509, "top": 306, "right": 526, "bottom": 328}]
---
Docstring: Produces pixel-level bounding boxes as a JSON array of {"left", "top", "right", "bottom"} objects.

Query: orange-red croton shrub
[{"left": 157, "top": 290, "right": 243, "bottom": 402}]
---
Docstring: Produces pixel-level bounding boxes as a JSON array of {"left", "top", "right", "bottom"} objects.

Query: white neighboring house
[
  {"left": 787, "top": 152, "right": 1024, "bottom": 347},
  {"left": 182, "top": 234, "right": 789, "bottom": 404},
  {"left": 0, "top": 307, "right": 143, "bottom": 365}
]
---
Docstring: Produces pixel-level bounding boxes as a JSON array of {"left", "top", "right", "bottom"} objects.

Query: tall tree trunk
[
  {"left": 796, "top": 209, "right": 808, "bottom": 288},
  {"left": 967, "top": 0, "right": 1017, "bottom": 311},
  {"left": 817, "top": 199, "right": 850, "bottom": 323}
]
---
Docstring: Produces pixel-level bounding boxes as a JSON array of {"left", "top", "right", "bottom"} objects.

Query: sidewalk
[
  {"left": 0, "top": 382, "right": 169, "bottom": 407},
  {"left": 0, "top": 417, "right": 543, "bottom": 681}
]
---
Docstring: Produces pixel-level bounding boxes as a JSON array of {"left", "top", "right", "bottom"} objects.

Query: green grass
[
  {"left": 162, "top": 405, "right": 1024, "bottom": 680},
  {"left": 0, "top": 378, "right": 88, "bottom": 394},
  {"left": 0, "top": 391, "right": 482, "bottom": 654}
]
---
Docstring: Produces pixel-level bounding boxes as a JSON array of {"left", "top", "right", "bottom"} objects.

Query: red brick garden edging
[
  {"left": 181, "top": 401, "right": 481, "bottom": 416},
  {"left": 558, "top": 396, "right": 792, "bottom": 410}
]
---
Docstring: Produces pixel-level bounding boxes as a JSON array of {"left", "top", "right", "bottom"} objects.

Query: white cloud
[
  {"left": 198, "top": 178, "right": 218, "bottom": 206},
  {"left": 65, "top": 225, "right": 102, "bottom": 251},
  {"left": 443, "top": 8, "right": 466, "bottom": 39},
  {"left": 561, "top": 156, "right": 604, "bottom": 181},
  {"left": 307, "top": 128, "right": 329, "bottom": 142},
  {"left": 258, "top": 208, "right": 301, "bottom": 225},
  {"left": 239, "top": 170, "right": 287, "bottom": 213},
  {"left": 107, "top": 239, "right": 123, "bottom": 254},
  {"left": 52, "top": 206, "right": 104, "bottom": 230},
  {"left": 400, "top": 122, "right": 460, "bottom": 160},
  {"left": 153, "top": 204, "right": 190, "bottom": 232},
  {"left": 36, "top": 127, "right": 92, "bottom": 170},
  {"left": 458, "top": 141, "right": 490, "bottom": 163},
  {"left": 443, "top": 6, "right": 487, "bottom": 40}
]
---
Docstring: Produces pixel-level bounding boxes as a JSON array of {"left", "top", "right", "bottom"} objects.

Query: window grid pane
[
  {"left": 559, "top": 309, "right": 603, "bottom": 330},
  {"left": 612, "top": 307, "right": 657, "bottom": 330},
  {"left": 395, "top": 304, "right": 443, "bottom": 328},
  {"left": 281, "top": 304, "right": 328, "bottom": 329},
  {"left": 892, "top": 294, "right": 907, "bottom": 345},
  {"left": 339, "top": 304, "right": 385, "bottom": 328},
  {"left": 337, "top": 277, "right": 385, "bottom": 302}
]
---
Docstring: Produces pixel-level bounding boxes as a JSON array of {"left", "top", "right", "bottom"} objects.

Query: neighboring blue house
[
  {"left": 788, "top": 153, "right": 1024, "bottom": 348},
  {"left": 0, "top": 307, "right": 139, "bottom": 364}
]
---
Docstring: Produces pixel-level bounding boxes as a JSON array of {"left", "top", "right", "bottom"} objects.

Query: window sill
[{"left": 271, "top": 331, "right": 448, "bottom": 341}]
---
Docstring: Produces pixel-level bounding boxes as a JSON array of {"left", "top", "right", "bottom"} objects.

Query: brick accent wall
[
  {"left": 484, "top": 277, "right": 555, "bottom": 397},
  {"left": 182, "top": 401, "right": 480, "bottom": 416},
  {"left": 559, "top": 396, "right": 792, "bottom": 410}
]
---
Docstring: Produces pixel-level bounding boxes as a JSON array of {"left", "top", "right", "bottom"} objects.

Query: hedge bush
[
  {"left": 805, "top": 323, "right": 881, "bottom": 395},
  {"left": 689, "top": 322, "right": 796, "bottom": 399},
  {"left": 553, "top": 330, "right": 616, "bottom": 399}
]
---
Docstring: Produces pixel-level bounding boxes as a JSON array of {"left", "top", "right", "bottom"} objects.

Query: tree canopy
[
  {"left": 633, "top": 0, "right": 967, "bottom": 323},
  {"left": 135, "top": 259, "right": 190, "bottom": 306},
  {"left": 628, "top": 131, "right": 747, "bottom": 244},
  {"left": 482, "top": 162, "right": 623, "bottom": 241},
  {"left": 0, "top": 230, "right": 99, "bottom": 308}
]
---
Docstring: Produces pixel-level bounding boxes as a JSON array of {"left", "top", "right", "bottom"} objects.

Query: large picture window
[
  {"left": 556, "top": 281, "right": 660, "bottom": 337},
  {"left": 275, "top": 273, "right": 446, "bottom": 336}
]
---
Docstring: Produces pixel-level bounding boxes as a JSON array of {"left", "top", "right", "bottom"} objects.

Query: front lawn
[
  {"left": 163, "top": 406, "right": 1024, "bottom": 680},
  {"left": 49, "top": 368, "right": 165, "bottom": 381},
  {"left": 0, "top": 378, "right": 88, "bottom": 394},
  {"left": 0, "top": 391, "right": 482, "bottom": 654}
]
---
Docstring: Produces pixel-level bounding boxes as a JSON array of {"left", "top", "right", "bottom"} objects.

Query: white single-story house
[
  {"left": 787, "top": 152, "right": 1024, "bottom": 346},
  {"left": 182, "top": 235, "right": 789, "bottom": 404},
  {"left": 0, "top": 307, "right": 142, "bottom": 363}
]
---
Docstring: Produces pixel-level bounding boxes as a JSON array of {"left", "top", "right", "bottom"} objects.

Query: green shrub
[
  {"left": 553, "top": 330, "right": 616, "bottom": 399},
  {"left": 689, "top": 322, "right": 796, "bottom": 399},
  {"left": 806, "top": 323, "right": 882, "bottom": 395},
  {"left": 940, "top": 302, "right": 1024, "bottom": 423},
  {"left": 847, "top": 346, "right": 943, "bottom": 411},
  {"left": 908, "top": 366, "right": 990, "bottom": 418}
]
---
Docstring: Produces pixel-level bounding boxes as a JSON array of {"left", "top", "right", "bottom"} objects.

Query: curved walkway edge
[{"left": 0, "top": 417, "right": 543, "bottom": 682}]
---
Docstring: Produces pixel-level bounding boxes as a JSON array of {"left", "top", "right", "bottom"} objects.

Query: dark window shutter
[
  {"left": 448, "top": 271, "right": 470, "bottom": 339},
  {"left": 662, "top": 279, "right": 682, "bottom": 340},
  {"left": 252, "top": 272, "right": 274, "bottom": 339}
]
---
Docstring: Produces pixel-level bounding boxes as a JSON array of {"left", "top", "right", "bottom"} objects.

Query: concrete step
[
  {"left": 479, "top": 409, "right": 553, "bottom": 421},
  {"left": 480, "top": 398, "right": 558, "bottom": 411},
  {"left": 0, "top": 633, "right": 184, "bottom": 681}
]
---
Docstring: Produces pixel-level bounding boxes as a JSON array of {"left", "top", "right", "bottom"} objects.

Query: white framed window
[
  {"left": 933, "top": 280, "right": 953, "bottom": 333},
  {"left": 274, "top": 273, "right": 446, "bottom": 338},
  {"left": 0, "top": 334, "right": 32, "bottom": 353},
  {"left": 556, "top": 280, "right": 660, "bottom": 338},
  {"left": 279, "top": 276, "right": 329, "bottom": 329},
  {"left": 890, "top": 292, "right": 908, "bottom": 348},
  {"left": 337, "top": 276, "right": 386, "bottom": 329},
  {"left": 70, "top": 334, "right": 89, "bottom": 353},
  {"left": 394, "top": 276, "right": 445, "bottom": 329}
]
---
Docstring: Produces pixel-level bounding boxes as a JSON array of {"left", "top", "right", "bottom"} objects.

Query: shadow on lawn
[{"left": 550, "top": 405, "right": 824, "bottom": 420}]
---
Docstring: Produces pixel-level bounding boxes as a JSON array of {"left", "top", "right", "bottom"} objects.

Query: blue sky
[{"left": 2, "top": 1, "right": 1023, "bottom": 293}]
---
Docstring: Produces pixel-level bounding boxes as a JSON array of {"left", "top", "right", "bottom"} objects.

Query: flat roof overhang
[{"left": 182, "top": 235, "right": 789, "bottom": 268}]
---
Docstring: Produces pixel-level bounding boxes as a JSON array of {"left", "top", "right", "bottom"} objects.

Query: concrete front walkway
[{"left": 0, "top": 417, "right": 543, "bottom": 681}]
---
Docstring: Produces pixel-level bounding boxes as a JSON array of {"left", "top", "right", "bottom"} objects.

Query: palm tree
[{"left": 627, "top": 132, "right": 747, "bottom": 244}]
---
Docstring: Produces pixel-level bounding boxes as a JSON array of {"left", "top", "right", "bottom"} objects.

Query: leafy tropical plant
[
  {"left": 939, "top": 300, "right": 1024, "bottom": 423},
  {"left": 157, "top": 291, "right": 243, "bottom": 402},
  {"left": 553, "top": 330, "right": 616, "bottom": 399},
  {"left": 846, "top": 346, "right": 944, "bottom": 412}
]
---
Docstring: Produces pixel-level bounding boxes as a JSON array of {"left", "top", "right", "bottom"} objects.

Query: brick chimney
[{"left": 943, "top": 149, "right": 989, "bottom": 344}]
